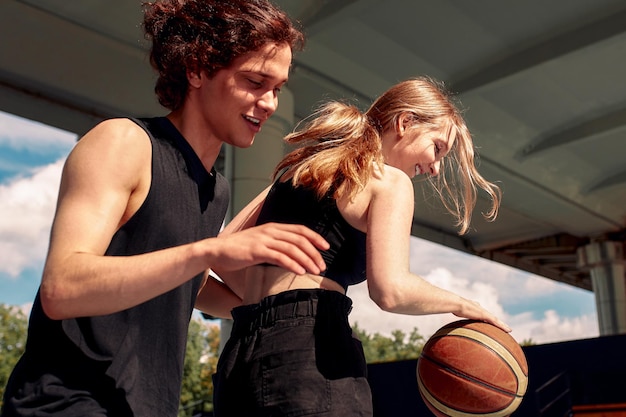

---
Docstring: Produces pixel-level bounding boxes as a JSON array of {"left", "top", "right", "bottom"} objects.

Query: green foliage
[
  {"left": 0, "top": 305, "right": 221, "bottom": 415},
  {"left": 1, "top": 308, "right": 430, "bottom": 413},
  {"left": 353, "top": 322, "right": 426, "bottom": 364},
  {"left": 178, "top": 317, "right": 220, "bottom": 417},
  {"left": 0, "top": 304, "right": 28, "bottom": 408}
]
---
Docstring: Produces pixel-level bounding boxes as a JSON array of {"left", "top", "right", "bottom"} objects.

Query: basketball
[{"left": 416, "top": 319, "right": 528, "bottom": 417}]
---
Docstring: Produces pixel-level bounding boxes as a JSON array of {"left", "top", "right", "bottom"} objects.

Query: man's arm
[
  {"left": 40, "top": 119, "right": 329, "bottom": 320},
  {"left": 40, "top": 118, "right": 211, "bottom": 319}
]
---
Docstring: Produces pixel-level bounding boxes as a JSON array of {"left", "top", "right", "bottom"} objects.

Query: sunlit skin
[
  {"left": 167, "top": 42, "right": 293, "bottom": 171},
  {"left": 39, "top": 42, "right": 329, "bottom": 321},
  {"left": 218, "top": 112, "right": 511, "bottom": 332},
  {"left": 382, "top": 116, "right": 455, "bottom": 178}
]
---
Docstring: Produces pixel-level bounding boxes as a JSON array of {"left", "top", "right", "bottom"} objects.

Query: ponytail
[{"left": 274, "top": 101, "right": 383, "bottom": 200}]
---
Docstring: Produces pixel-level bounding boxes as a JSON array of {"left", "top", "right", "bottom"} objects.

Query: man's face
[{"left": 197, "top": 42, "right": 292, "bottom": 148}]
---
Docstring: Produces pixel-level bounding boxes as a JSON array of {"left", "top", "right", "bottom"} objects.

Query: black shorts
[{"left": 213, "top": 288, "right": 373, "bottom": 416}]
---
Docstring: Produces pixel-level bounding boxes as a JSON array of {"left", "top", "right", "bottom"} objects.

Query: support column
[
  {"left": 218, "top": 88, "right": 296, "bottom": 353},
  {"left": 230, "top": 88, "right": 295, "bottom": 215},
  {"left": 577, "top": 240, "right": 626, "bottom": 336}
]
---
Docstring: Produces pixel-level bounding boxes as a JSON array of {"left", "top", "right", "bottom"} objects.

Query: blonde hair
[
  {"left": 273, "top": 76, "right": 501, "bottom": 235},
  {"left": 274, "top": 102, "right": 383, "bottom": 201}
]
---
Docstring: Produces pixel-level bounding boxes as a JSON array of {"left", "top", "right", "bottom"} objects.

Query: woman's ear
[{"left": 396, "top": 113, "right": 410, "bottom": 138}]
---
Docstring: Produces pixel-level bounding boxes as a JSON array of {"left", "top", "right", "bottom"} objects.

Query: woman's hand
[{"left": 453, "top": 298, "right": 511, "bottom": 333}]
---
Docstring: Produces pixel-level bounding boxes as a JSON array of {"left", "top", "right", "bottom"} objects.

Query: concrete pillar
[
  {"left": 230, "top": 88, "right": 295, "bottom": 215},
  {"left": 577, "top": 240, "right": 626, "bottom": 336},
  {"left": 218, "top": 88, "right": 296, "bottom": 353}
]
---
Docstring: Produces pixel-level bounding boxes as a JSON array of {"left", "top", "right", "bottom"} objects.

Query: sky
[{"left": 0, "top": 110, "right": 600, "bottom": 346}]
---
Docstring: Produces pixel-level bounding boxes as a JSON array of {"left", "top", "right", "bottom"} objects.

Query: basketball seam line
[
  {"left": 428, "top": 327, "right": 529, "bottom": 396},
  {"left": 419, "top": 353, "right": 521, "bottom": 398}
]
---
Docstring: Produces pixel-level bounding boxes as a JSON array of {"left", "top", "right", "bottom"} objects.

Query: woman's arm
[
  {"left": 195, "top": 272, "right": 242, "bottom": 318},
  {"left": 204, "top": 186, "right": 271, "bottom": 298},
  {"left": 364, "top": 167, "right": 510, "bottom": 332}
]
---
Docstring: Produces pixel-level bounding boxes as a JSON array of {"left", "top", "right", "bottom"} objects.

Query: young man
[{"left": 1, "top": 1, "right": 328, "bottom": 416}]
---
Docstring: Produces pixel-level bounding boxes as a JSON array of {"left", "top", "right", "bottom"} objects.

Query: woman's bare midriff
[{"left": 242, "top": 265, "right": 345, "bottom": 305}]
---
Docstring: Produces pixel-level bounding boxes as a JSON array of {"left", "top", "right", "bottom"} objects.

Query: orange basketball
[{"left": 417, "top": 320, "right": 528, "bottom": 417}]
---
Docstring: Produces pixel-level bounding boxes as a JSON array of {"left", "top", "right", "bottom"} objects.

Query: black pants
[{"left": 213, "top": 289, "right": 373, "bottom": 416}]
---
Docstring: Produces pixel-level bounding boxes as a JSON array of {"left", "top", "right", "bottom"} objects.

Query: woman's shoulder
[
  {"left": 369, "top": 164, "right": 414, "bottom": 195},
  {"left": 341, "top": 164, "right": 413, "bottom": 228}
]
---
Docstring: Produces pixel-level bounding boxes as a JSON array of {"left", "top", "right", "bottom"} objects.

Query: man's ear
[{"left": 187, "top": 69, "right": 202, "bottom": 88}]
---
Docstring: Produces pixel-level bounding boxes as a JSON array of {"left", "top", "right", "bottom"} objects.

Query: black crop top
[{"left": 255, "top": 178, "right": 366, "bottom": 291}]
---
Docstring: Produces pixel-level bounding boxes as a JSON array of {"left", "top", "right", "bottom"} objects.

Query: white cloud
[
  {"left": 18, "top": 302, "right": 33, "bottom": 318},
  {"left": 521, "top": 272, "right": 564, "bottom": 295},
  {"left": 348, "top": 237, "right": 599, "bottom": 346},
  {"left": 347, "top": 267, "right": 507, "bottom": 345},
  {"left": 348, "top": 279, "right": 456, "bottom": 343},
  {"left": 408, "top": 238, "right": 572, "bottom": 305},
  {"left": 0, "top": 160, "right": 64, "bottom": 277},
  {"left": 509, "top": 310, "right": 599, "bottom": 344},
  {"left": 0, "top": 111, "right": 77, "bottom": 151}
]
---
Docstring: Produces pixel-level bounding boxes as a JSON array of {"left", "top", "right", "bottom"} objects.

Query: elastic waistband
[{"left": 230, "top": 289, "right": 352, "bottom": 336}]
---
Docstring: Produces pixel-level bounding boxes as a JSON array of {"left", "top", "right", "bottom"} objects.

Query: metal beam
[
  {"left": 450, "top": 8, "right": 626, "bottom": 94},
  {"left": 517, "top": 107, "right": 626, "bottom": 160}
]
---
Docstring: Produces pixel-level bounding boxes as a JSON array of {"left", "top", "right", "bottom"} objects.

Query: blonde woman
[{"left": 213, "top": 77, "right": 510, "bottom": 416}]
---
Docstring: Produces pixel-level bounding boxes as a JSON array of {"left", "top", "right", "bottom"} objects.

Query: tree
[
  {"left": 353, "top": 322, "right": 426, "bottom": 364},
  {"left": 178, "top": 316, "right": 220, "bottom": 417},
  {"left": 0, "top": 304, "right": 28, "bottom": 408}
]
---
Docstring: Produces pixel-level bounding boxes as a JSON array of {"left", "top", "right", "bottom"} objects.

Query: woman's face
[{"left": 384, "top": 117, "right": 455, "bottom": 178}]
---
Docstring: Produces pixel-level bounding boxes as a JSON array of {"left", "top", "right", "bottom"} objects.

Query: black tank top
[
  {"left": 255, "top": 178, "right": 366, "bottom": 291},
  {"left": 4, "top": 117, "right": 229, "bottom": 417}
]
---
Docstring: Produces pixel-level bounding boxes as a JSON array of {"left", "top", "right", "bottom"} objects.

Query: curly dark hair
[{"left": 142, "top": 0, "right": 305, "bottom": 110}]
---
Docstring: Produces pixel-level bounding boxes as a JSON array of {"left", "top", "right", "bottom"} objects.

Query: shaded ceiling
[{"left": 2, "top": 0, "right": 626, "bottom": 292}]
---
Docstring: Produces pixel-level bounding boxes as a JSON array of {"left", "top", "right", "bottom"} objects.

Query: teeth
[
  {"left": 244, "top": 115, "right": 260, "bottom": 125},
  {"left": 415, "top": 165, "right": 421, "bottom": 176}
]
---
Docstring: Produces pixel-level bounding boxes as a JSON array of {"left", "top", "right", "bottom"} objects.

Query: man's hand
[{"left": 211, "top": 222, "right": 329, "bottom": 275}]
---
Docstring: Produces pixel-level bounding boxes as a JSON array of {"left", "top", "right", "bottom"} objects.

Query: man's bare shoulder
[
  {"left": 81, "top": 118, "right": 148, "bottom": 146},
  {"left": 63, "top": 118, "right": 152, "bottom": 189},
  {"left": 67, "top": 118, "right": 152, "bottom": 165}
]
